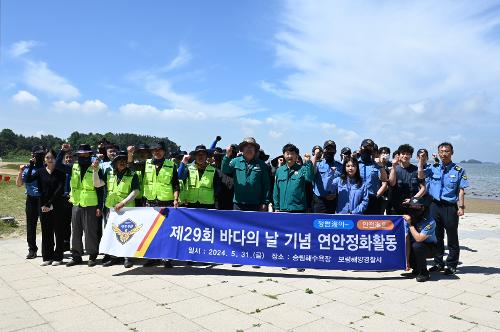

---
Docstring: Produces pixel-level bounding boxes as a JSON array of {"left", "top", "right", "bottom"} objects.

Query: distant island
[{"left": 460, "top": 159, "right": 482, "bottom": 164}]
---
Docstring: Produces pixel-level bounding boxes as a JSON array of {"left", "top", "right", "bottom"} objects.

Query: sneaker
[
  {"left": 40, "top": 261, "right": 52, "bottom": 266},
  {"left": 444, "top": 267, "right": 456, "bottom": 275},
  {"left": 124, "top": 258, "right": 133, "bottom": 268},
  {"left": 429, "top": 265, "right": 444, "bottom": 273},
  {"left": 232, "top": 264, "right": 243, "bottom": 267},
  {"left": 51, "top": 261, "right": 63, "bottom": 266},
  {"left": 252, "top": 265, "right": 261, "bottom": 269},
  {"left": 163, "top": 260, "right": 173, "bottom": 268},
  {"left": 66, "top": 259, "right": 82, "bottom": 267},
  {"left": 416, "top": 273, "right": 431, "bottom": 282},
  {"left": 26, "top": 251, "right": 37, "bottom": 259},
  {"left": 297, "top": 268, "right": 305, "bottom": 272},
  {"left": 88, "top": 259, "right": 97, "bottom": 267},
  {"left": 142, "top": 259, "right": 160, "bottom": 267}
]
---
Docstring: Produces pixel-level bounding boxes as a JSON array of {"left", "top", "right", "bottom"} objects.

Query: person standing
[
  {"left": 142, "top": 140, "right": 180, "bottom": 268},
  {"left": 312, "top": 140, "right": 343, "bottom": 214},
  {"left": 221, "top": 137, "right": 270, "bottom": 211},
  {"left": 56, "top": 143, "right": 103, "bottom": 267},
  {"left": 179, "top": 145, "right": 219, "bottom": 209},
  {"left": 421, "top": 142, "right": 468, "bottom": 275},
  {"left": 26, "top": 149, "right": 67, "bottom": 266},
  {"left": 273, "top": 144, "right": 314, "bottom": 213},
  {"left": 16, "top": 145, "right": 45, "bottom": 259},
  {"left": 61, "top": 151, "right": 74, "bottom": 252},
  {"left": 327, "top": 156, "right": 369, "bottom": 214},
  {"left": 388, "top": 144, "right": 426, "bottom": 214}
]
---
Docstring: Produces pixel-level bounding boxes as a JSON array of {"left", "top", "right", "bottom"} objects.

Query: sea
[{"left": 460, "top": 163, "right": 500, "bottom": 200}]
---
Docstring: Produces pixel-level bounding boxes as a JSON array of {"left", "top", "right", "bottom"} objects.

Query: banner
[{"left": 100, "top": 207, "right": 406, "bottom": 270}]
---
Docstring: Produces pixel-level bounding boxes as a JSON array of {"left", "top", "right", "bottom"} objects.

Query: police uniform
[
  {"left": 312, "top": 140, "right": 343, "bottom": 214},
  {"left": 358, "top": 158, "right": 383, "bottom": 214},
  {"left": 407, "top": 213, "right": 437, "bottom": 276},
  {"left": 425, "top": 162, "right": 469, "bottom": 270}
]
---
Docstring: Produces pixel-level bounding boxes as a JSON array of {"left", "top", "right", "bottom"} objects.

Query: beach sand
[{"left": 467, "top": 198, "right": 500, "bottom": 214}]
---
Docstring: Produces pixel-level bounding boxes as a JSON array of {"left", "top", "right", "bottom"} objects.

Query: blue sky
[{"left": 1, "top": 0, "right": 500, "bottom": 162}]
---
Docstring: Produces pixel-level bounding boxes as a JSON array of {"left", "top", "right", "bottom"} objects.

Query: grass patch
[
  {"left": 250, "top": 289, "right": 257, "bottom": 293},
  {"left": 305, "top": 288, "right": 314, "bottom": 294},
  {"left": 252, "top": 323, "right": 261, "bottom": 327},
  {"left": 255, "top": 308, "right": 261, "bottom": 313},
  {"left": 374, "top": 311, "right": 385, "bottom": 316},
  {"left": 266, "top": 278, "right": 278, "bottom": 283},
  {"left": 449, "top": 315, "right": 462, "bottom": 320},
  {"left": 0, "top": 182, "right": 26, "bottom": 237},
  {"left": 486, "top": 295, "right": 492, "bottom": 298},
  {"left": 362, "top": 315, "right": 370, "bottom": 319}
]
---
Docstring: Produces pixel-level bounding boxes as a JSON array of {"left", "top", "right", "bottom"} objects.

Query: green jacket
[
  {"left": 222, "top": 156, "right": 270, "bottom": 205},
  {"left": 273, "top": 161, "right": 313, "bottom": 212}
]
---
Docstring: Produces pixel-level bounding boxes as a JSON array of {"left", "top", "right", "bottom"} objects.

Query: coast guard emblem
[{"left": 112, "top": 219, "right": 142, "bottom": 245}]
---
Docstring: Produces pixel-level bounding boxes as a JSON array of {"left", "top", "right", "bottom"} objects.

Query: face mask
[
  {"left": 34, "top": 154, "right": 45, "bottom": 166},
  {"left": 78, "top": 156, "right": 91, "bottom": 166},
  {"left": 360, "top": 152, "right": 372, "bottom": 162},
  {"left": 323, "top": 152, "right": 334, "bottom": 161}
]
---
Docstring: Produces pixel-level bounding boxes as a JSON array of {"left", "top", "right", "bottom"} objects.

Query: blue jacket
[{"left": 328, "top": 177, "right": 369, "bottom": 214}]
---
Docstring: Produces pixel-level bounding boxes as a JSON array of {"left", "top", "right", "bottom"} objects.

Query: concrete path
[{"left": 1, "top": 213, "right": 499, "bottom": 331}]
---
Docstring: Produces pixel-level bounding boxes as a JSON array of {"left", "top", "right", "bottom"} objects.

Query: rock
[{"left": 1, "top": 216, "right": 17, "bottom": 225}]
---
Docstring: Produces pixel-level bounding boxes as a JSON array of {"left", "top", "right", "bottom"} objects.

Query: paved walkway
[{"left": 1, "top": 213, "right": 499, "bottom": 332}]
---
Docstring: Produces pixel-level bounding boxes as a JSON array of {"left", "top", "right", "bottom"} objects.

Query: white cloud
[
  {"left": 24, "top": 61, "right": 80, "bottom": 100},
  {"left": 11, "top": 90, "right": 39, "bottom": 104},
  {"left": 161, "top": 46, "right": 192, "bottom": 72},
  {"left": 119, "top": 103, "right": 207, "bottom": 120},
  {"left": 53, "top": 99, "right": 107, "bottom": 114},
  {"left": 268, "top": 130, "right": 283, "bottom": 139},
  {"left": 9, "top": 40, "right": 38, "bottom": 58}
]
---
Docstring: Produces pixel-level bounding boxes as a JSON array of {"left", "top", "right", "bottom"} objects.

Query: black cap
[
  {"left": 361, "top": 139, "right": 375, "bottom": 149},
  {"left": 271, "top": 155, "right": 284, "bottom": 168},
  {"left": 259, "top": 149, "right": 270, "bottom": 161},
  {"left": 323, "top": 140, "right": 336, "bottom": 150},
  {"left": 190, "top": 144, "right": 211, "bottom": 156},
  {"left": 136, "top": 144, "right": 151, "bottom": 151},
  {"left": 312, "top": 145, "right": 323, "bottom": 153},
  {"left": 212, "top": 147, "right": 226, "bottom": 155},
  {"left": 75, "top": 144, "right": 93, "bottom": 154},
  {"left": 150, "top": 140, "right": 166, "bottom": 151},
  {"left": 112, "top": 151, "right": 128, "bottom": 163},
  {"left": 31, "top": 145, "right": 46, "bottom": 154},
  {"left": 403, "top": 196, "right": 432, "bottom": 208},
  {"left": 341, "top": 147, "right": 351, "bottom": 155}
]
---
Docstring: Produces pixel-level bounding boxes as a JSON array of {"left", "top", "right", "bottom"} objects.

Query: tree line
[{"left": 0, "top": 128, "right": 178, "bottom": 161}]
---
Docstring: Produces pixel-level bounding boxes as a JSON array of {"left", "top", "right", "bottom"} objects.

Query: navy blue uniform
[{"left": 425, "top": 162, "right": 469, "bottom": 269}]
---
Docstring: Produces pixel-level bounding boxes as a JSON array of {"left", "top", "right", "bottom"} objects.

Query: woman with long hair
[
  {"left": 27, "top": 149, "right": 67, "bottom": 265},
  {"left": 328, "top": 156, "right": 369, "bottom": 214}
]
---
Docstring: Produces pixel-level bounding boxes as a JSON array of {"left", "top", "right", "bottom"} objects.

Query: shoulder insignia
[
  {"left": 462, "top": 175, "right": 467, "bottom": 180},
  {"left": 425, "top": 224, "right": 431, "bottom": 230},
  {"left": 454, "top": 165, "right": 462, "bottom": 171}
]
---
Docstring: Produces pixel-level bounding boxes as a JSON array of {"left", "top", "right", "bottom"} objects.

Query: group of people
[{"left": 16, "top": 135, "right": 469, "bottom": 282}]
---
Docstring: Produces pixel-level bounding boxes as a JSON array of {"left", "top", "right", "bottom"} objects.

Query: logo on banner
[{"left": 112, "top": 219, "right": 143, "bottom": 245}]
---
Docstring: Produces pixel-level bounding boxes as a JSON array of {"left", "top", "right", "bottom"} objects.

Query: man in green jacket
[
  {"left": 222, "top": 137, "right": 270, "bottom": 211},
  {"left": 273, "top": 144, "right": 314, "bottom": 213}
]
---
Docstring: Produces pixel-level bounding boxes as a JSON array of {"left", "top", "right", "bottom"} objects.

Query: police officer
[
  {"left": 16, "top": 145, "right": 45, "bottom": 259},
  {"left": 221, "top": 137, "right": 270, "bottom": 211},
  {"left": 388, "top": 144, "right": 426, "bottom": 214},
  {"left": 421, "top": 142, "right": 468, "bottom": 275},
  {"left": 142, "top": 140, "right": 180, "bottom": 268},
  {"left": 56, "top": 143, "right": 103, "bottom": 267},
  {"left": 273, "top": 144, "right": 314, "bottom": 213},
  {"left": 179, "top": 145, "right": 219, "bottom": 209},
  {"left": 357, "top": 139, "right": 388, "bottom": 214},
  {"left": 93, "top": 151, "right": 139, "bottom": 268},
  {"left": 402, "top": 196, "right": 437, "bottom": 282},
  {"left": 312, "top": 140, "right": 343, "bottom": 214}
]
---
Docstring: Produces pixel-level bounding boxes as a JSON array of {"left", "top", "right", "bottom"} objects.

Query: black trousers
[
  {"left": 61, "top": 198, "right": 73, "bottom": 252},
  {"left": 25, "top": 195, "right": 40, "bottom": 252},
  {"left": 431, "top": 201, "right": 460, "bottom": 268},
  {"left": 312, "top": 194, "right": 337, "bottom": 214},
  {"left": 40, "top": 201, "right": 66, "bottom": 261},
  {"left": 409, "top": 241, "right": 436, "bottom": 273}
]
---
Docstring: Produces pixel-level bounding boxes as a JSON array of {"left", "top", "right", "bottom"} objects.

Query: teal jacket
[
  {"left": 273, "top": 161, "right": 314, "bottom": 212},
  {"left": 222, "top": 156, "right": 270, "bottom": 205}
]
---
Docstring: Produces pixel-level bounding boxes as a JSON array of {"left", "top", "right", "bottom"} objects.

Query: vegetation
[
  {"left": 0, "top": 182, "right": 27, "bottom": 237},
  {"left": 0, "top": 128, "right": 179, "bottom": 160}
]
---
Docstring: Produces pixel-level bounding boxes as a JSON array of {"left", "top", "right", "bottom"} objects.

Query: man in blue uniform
[
  {"left": 402, "top": 196, "right": 437, "bottom": 282},
  {"left": 312, "top": 140, "right": 343, "bottom": 213},
  {"left": 421, "top": 142, "right": 469, "bottom": 275}
]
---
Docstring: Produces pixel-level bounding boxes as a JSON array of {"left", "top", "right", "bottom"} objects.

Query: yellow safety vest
[
  {"left": 143, "top": 159, "right": 175, "bottom": 201},
  {"left": 69, "top": 163, "right": 98, "bottom": 207},
  {"left": 105, "top": 169, "right": 136, "bottom": 208},
  {"left": 186, "top": 164, "right": 215, "bottom": 205}
]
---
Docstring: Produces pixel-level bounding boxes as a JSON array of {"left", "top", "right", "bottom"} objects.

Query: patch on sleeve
[
  {"left": 454, "top": 165, "right": 462, "bottom": 171},
  {"left": 462, "top": 175, "right": 467, "bottom": 180}
]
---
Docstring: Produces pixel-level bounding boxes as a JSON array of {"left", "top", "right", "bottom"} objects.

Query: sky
[{"left": 1, "top": 0, "right": 500, "bottom": 162}]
